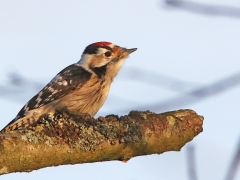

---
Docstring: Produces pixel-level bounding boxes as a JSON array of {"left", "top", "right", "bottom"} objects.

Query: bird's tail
[{"left": 0, "top": 117, "right": 34, "bottom": 133}]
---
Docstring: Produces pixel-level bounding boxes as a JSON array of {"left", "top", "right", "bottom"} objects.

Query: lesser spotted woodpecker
[{"left": 1, "top": 42, "right": 137, "bottom": 132}]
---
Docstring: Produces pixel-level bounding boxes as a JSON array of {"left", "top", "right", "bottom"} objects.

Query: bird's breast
[{"left": 58, "top": 77, "right": 111, "bottom": 116}]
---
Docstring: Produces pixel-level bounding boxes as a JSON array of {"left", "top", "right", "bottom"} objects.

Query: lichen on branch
[{"left": 0, "top": 109, "right": 203, "bottom": 175}]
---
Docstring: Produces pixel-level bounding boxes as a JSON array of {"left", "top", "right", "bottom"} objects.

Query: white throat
[{"left": 78, "top": 54, "right": 92, "bottom": 72}]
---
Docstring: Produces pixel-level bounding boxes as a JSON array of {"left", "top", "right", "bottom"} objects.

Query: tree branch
[{"left": 0, "top": 109, "right": 203, "bottom": 175}]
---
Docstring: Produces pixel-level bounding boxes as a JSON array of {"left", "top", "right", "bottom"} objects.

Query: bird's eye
[{"left": 104, "top": 51, "right": 112, "bottom": 57}]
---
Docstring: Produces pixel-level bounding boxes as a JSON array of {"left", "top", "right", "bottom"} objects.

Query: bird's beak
[
  {"left": 123, "top": 48, "right": 137, "bottom": 54},
  {"left": 114, "top": 47, "right": 137, "bottom": 57}
]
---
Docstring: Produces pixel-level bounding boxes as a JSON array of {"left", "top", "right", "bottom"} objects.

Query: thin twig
[
  {"left": 225, "top": 137, "right": 240, "bottom": 180},
  {"left": 186, "top": 145, "right": 198, "bottom": 180},
  {"left": 163, "top": 0, "right": 240, "bottom": 18}
]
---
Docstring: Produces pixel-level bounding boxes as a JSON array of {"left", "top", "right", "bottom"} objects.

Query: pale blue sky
[{"left": 1, "top": 1, "right": 240, "bottom": 179}]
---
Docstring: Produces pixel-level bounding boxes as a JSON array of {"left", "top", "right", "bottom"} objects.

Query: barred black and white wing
[{"left": 1, "top": 64, "right": 91, "bottom": 132}]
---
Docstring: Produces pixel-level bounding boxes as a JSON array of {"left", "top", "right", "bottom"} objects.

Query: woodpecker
[{"left": 1, "top": 42, "right": 137, "bottom": 132}]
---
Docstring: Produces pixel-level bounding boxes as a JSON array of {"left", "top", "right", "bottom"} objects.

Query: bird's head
[{"left": 78, "top": 41, "right": 137, "bottom": 80}]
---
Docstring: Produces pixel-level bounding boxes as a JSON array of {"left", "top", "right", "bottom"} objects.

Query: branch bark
[{"left": 0, "top": 109, "right": 203, "bottom": 175}]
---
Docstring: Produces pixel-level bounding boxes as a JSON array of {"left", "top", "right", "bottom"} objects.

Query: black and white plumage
[{"left": 1, "top": 42, "right": 137, "bottom": 132}]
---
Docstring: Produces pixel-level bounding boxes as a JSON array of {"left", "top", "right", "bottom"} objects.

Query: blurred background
[{"left": 0, "top": 0, "right": 240, "bottom": 179}]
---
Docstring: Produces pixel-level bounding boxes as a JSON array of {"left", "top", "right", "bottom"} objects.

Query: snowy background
[{"left": 0, "top": 0, "right": 240, "bottom": 179}]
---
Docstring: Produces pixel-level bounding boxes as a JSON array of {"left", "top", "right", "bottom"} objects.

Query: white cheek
[{"left": 94, "top": 58, "right": 110, "bottom": 67}]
